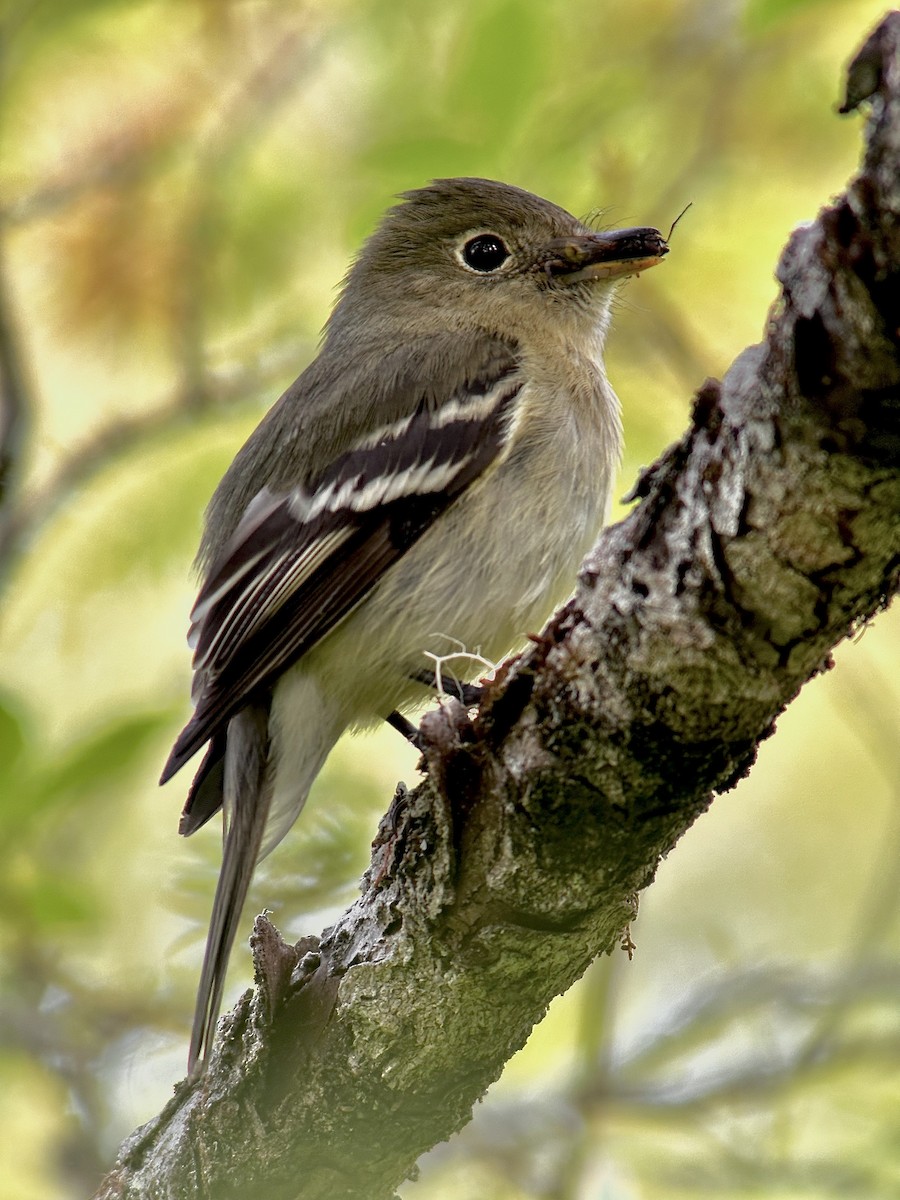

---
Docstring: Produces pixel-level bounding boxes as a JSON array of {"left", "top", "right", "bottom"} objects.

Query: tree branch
[{"left": 95, "top": 13, "right": 900, "bottom": 1200}]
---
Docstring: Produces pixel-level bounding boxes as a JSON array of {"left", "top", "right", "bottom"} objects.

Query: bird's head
[{"left": 328, "top": 177, "right": 668, "bottom": 346}]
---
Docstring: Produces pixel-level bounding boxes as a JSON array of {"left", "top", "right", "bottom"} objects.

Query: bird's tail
[{"left": 188, "top": 704, "right": 271, "bottom": 1075}]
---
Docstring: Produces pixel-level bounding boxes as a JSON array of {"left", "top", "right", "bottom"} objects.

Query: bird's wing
[{"left": 161, "top": 340, "right": 523, "bottom": 787}]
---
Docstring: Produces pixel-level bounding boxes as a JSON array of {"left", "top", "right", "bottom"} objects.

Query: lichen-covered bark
[{"left": 96, "top": 15, "right": 900, "bottom": 1200}]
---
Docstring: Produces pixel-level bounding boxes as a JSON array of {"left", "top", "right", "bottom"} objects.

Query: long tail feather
[{"left": 189, "top": 703, "right": 271, "bottom": 1075}]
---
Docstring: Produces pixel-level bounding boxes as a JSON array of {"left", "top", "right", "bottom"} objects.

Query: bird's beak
[{"left": 543, "top": 227, "right": 668, "bottom": 283}]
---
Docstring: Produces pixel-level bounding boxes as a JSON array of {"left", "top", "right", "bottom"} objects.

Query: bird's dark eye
[{"left": 462, "top": 233, "right": 510, "bottom": 273}]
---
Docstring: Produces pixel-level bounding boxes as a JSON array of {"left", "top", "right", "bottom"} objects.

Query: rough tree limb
[{"left": 96, "top": 14, "right": 900, "bottom": 1200}]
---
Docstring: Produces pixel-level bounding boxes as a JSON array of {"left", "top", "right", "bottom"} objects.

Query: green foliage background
[{"left": 1, "top": 0, "right": 898, "bottom": 1196}]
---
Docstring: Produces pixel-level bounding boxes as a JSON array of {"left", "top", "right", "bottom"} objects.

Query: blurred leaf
[
  {"left": 206, "top": 176, "right": 314, "bottom": 325},
  {"left": 4, "top": 0, "right": 134, "bottom": 39},
  {"left": 444, "top": 0, "right": 545, "bottom": 138},
  {"left": 29, "top": 710, "right": 174, "bottom": 810},
  {"left": 3, "top": 0, "right": 168, "bottom": 91},
  {"left": 744, "top": 0, "right": 844, "bottom": 34},
  {"left": 0, "top": 692, "right": 28, "bottom": 773},
  {"left": 19, "top": 875, "right": 98, "bottom": 928},
  {"left": 359, "top": 134, "right": 485, "bottom": 188},
  {"left": 0, "top": 711, "right": 175, "bottom": 835}
]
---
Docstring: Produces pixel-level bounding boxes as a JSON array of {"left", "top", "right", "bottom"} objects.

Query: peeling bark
[{"left": 96, "top": 14, "right": 900, "bottom": 1200}]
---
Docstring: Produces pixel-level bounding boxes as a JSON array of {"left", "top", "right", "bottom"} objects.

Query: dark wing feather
[
  {"left": 161, "top": 355, "right": 523, "bottom": 787},
  {"left": 178, "top": 733, "right": 226, "bottom": 835}
]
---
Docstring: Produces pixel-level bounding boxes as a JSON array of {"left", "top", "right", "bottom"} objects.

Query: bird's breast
[{"left": 306, "top": 361, "right": 623, "bottom": 720}]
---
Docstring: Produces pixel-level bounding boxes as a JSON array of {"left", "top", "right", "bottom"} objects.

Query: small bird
[{"left": 161, "top": 178, "right": 668, "bottom": 1073}]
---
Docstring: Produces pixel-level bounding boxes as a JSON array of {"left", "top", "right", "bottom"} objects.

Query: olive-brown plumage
[{"left": 163, "top": 178, "right": 667, "bottom": 1072}]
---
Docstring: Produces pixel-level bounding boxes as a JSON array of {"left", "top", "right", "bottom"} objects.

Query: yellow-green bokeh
[{"left": 1, "top": 1, "right": 898, "bottom": 1197}]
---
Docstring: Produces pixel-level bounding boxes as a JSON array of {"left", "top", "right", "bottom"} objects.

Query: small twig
[
  {"left": 0, "top": 156, "right": 151, "bottom": 229},
  {"left": 0, "top": 239, "right": 33, "bottom": 535}
]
